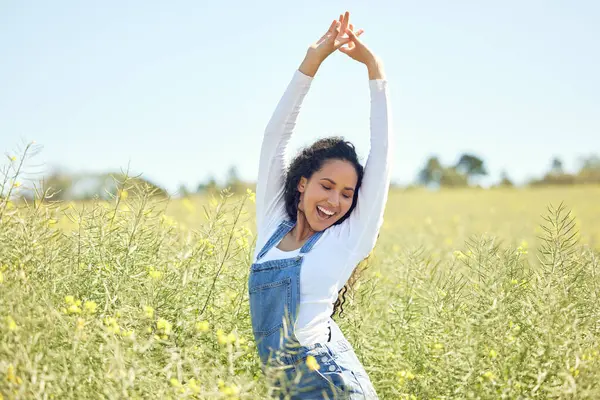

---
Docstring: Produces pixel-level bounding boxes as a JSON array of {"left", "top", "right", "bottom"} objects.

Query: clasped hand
[{"left": 305, "top": 11, "right": 377, "bottom": 68}]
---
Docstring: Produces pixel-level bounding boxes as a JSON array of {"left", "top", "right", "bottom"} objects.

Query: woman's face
[{"left": 297, "top": 159, "right": 358, "bottom": 231}]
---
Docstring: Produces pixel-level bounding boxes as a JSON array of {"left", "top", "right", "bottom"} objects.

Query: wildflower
[
  {"left": 9, "top": 156, "right": 16, "bottom": 162},
  {"left": 156, "top": 318, "right": 172, "bottom": 336},
  {"left": 67, "top": 304, "right": 82, "bottom": 314},
  {"left": 12, "top": 182, "right": 21, "bottom": 188},
  {"left": 0, "top": 271, "right": 3, "bottom": 284},
  {"left": 217, "top": 329, "right": 228, "bottom": 345},
  {"left": 76, "top": 318, "right": 85, "bottom": 330},
  {"left": 6, "top": 364, "right": 22, "bottom": 385},
  {"left": 143, "top": 306, "right": 154, "bottom": 319},
  {"left": 6, "top": 316, "right": 17, "bottom": 331},
  {"left": 453, "top": 250, "right": 467, "bottom": 260},
  {"left": 104, "top": 317, "right": 120, "bottom": 334},
  {"left": 482, "top": 371, "right": 495, "bottom": 381},
  {"left": 147, "top": 267, "right": 163, "bottom": 280},
  {"left": 488, "top": 349, "right": 498, "bottom": 359},
  {"left": 397, "top": 370, "right": 415, "bottom": 380},
  {"left": 65, "top": 295, "right": 75, "bottom": 305},
  {"left": 220, "top": 383, "right": 240, "bottom": 397},
  {"left": 306, "top": 355, "right": 320, "bottom": 371},
  {"left": 195, "top": 320, "right": 210, "bottom": 332},
  {"left": 246, "top": 188, "right": 256, "bottom": 203},
  {"left": 121, "top": 329, "right": 134, "bottom": 339},
  {"left": 187, "top": 378, "right": 201, "bottom": 394},
  {"left": 84, "top": 300, "right": 97, "bottom": 314},
  {"left": 227, "top": 332, "right": 237, "bottom": 343},
  {"left": 170, "top": 378, "right": 181, "bottom": 387},
  {"left": 119, "top": 189, "right": 128, "bottom": 199},
  {"left": 433, "top": 343, "right": 444, "bottom": 350}
]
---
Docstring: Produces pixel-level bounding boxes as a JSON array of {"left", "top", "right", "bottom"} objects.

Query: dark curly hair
[{"left": 283, "top": 136, "right": 366, "bottom": 319}]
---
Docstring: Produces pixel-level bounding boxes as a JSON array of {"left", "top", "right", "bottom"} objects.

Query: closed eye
[{"left": 322, "top": 184, "right": 352, "bottom": 199}]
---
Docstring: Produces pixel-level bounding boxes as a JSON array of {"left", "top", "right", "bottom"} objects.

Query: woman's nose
[{"left": 328, "top": 192, "right": 339, "bottom": 207}]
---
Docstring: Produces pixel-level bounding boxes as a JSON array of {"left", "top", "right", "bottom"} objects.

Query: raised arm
[
  {"left": 334, "top": 29, "right": 394, "bottom": 260},
  {"left": 254, "top": 71, "right": 313, "bottom": 231},
  {"left": 255, "top": 12, "right": 364, "bottom": 232}
]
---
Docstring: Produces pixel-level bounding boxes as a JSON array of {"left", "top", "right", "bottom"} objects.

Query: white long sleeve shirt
[{"left": 253, "top": 69, "right": 393, "bottom": 346}]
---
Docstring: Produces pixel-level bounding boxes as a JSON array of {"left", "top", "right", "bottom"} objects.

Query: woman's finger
[
  {"left": 339, "top": 11, "right": 350, "bottom": 39},
  {"left": 317, "top": 19, "right": 338, "bottom": 42},
  {"left": 345, "top": 28, "right": 363, "bottom": 44}
]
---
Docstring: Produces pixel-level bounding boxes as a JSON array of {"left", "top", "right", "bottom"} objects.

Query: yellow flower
[
  {"left": 187, "top": 378, "right": 201, "bottom": 394},
  {"left": 6, "top": 316, "right": 17, "bottom": 331},
  {"left": 482, "top": 371, "right": 495, "bottom": 380},
  {"left": 488, "top": 349, "right": 498, "bottom": 359},
  {"left": 306, "top": 355, "right": 320, "bottom": 371},
  {"left": 0, "top": 271, "right": 3, "bottom": 284},
  {"left": 6, "top": 364, "right": 22, "bottom": 385},
  {"left": 217, "top": 329, "right": 228, "bottom": 345},
  {"left": 220, "top": 383, "right": 240, "bottom": 397},
  {"left": 9, "top": 156, "right": 16, "bottom": 162},
  {"left": 156, "top": 318, "right": 172, "bottom": 335},
  {"left": 104, "top": 317, "right": 120, "bottom": 334},
  {"left": 246, "top": 188, "right": 256, "bottom": 203},
  {"left": 76, "top": 318, "right": 85, "bottom": 330},
  {"left": 227, "top": 332, "right": 236, "bottom": 343},
  {"left": 397, "top": 370, "right": 416, "bottom": 380},
  {"left": 121, "top": 329, "right": 134, "bottom": 339},
  {"left": 12, "top": 182, "right": 21, "bottom": 188},
  {"left": 119, "top": 189, "right": 129, "bottom": 199},
  {"left": 143, "top": 306, "right": 154, "bottom": 319},
  {"left": 170, "top": 378, "right": 181, "bottom": 387},
  {"left": 67, "top": 304, "right": 82, "bottom": 314},
  {"left": 65, "top": 295, "right": 75, "bottom": 305},
  {"left": 195, "top": 320, "right": 210, "bottom": 332},
  {"left": 148, "top": 267, "right": 163, "bottom": 280},
  {"left": 84, "top": 300, "right": 97, "bottom": 314}
]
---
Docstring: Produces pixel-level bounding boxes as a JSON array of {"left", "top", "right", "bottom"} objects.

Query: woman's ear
[{"left": 297, "top": 177, "right": 307, "bottom": 193}]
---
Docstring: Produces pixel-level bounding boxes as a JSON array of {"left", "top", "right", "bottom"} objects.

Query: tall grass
[{"left": 1, "top": 146, "right": 599, "bottom": 399}]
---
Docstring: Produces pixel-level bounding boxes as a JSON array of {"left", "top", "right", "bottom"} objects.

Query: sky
[{"left": 1, "top": 1, "right": 599, "bottom": 195}]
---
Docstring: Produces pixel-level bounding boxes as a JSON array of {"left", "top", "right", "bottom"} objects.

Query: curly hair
[{"left": 283, "top": 136, "right": 366, "bottom": 320}]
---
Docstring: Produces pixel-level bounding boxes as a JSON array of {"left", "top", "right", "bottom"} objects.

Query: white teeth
[{"left": 317, "top": 206, "right": 334, "bottom": 216}]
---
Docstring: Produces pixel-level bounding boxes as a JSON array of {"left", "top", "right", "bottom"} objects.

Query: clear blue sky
[{"left": 1, "top": 1, "right": 598, "bottom": 194}]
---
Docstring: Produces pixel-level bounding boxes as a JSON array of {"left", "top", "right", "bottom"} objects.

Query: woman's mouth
[{"left": 316, "top": 205, "right": 335, "bottom": 220}]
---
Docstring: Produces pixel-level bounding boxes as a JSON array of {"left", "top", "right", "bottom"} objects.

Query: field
[{"left": 1, "top": 184, "right": 599, "bottom": 399}]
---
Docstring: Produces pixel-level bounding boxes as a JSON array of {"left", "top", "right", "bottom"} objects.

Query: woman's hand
[
  {"left": 299, "top": 11, "right": 364, "bottom": 77},
  {"left": 339, "top": 25, "right": 385, "bottom": 80}
]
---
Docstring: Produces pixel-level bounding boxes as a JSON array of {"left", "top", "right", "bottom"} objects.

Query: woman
[{"left": 249, "top": 11, "right": 392, "bottom": 399}]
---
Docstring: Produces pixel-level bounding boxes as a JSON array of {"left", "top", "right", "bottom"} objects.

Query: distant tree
[
  {"left": 549, "top": 157, "right": 564, "bottom": 175},
  {"left": 197, "top": 175, "right": 219, "bottom": 194},
  {"left": 576, "top": 154, "right": 600, "bottom": 184},
  {"left": 418, "top": 156, "right": 443, "bottom": 186},
  {"left": 455, "top": 153, "right": 487, "bottom": 184},
  {"left": 498, "top": 170, "right": 514, "bottom": 187},
  {"left": 178, "top": 183, "right": 191, "bottom": 198},
  {"left": 439, "top": 167, "right": 468, "bottom": 187},
  {"left": 225, "top": 165, "right": 246, "bottom": 193}
]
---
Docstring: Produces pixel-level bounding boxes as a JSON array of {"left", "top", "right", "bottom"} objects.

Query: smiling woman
[{"left": 249, "top": 11, "right": 391, "bottom": 399}]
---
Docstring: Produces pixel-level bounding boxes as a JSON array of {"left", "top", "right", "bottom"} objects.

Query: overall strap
[
  {"left": 255, "top": 220, "right": 295, "bottom": 261},
  {"left": 299, "top": 229, "right": 324, "bottom": 255},
  {"left": 255, "top": 220, "right": 325, "bottom": 260}
]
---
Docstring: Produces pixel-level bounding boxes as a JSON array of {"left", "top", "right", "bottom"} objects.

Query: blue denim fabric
[{"left": 249, "top": 220, "right": 379, "bottom": 399}]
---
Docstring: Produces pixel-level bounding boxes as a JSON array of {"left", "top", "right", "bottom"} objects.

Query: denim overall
[{"left": 249, "top": 220, "right": 379, "bottom": 399}]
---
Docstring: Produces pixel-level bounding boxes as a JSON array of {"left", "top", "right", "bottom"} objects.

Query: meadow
[{"left": 1, "top": 177, "right": 599, "bottom": 399}]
